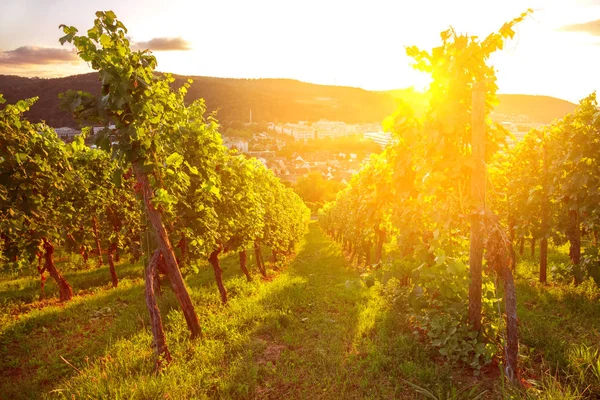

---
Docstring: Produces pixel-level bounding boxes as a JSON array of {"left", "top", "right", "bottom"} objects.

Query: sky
[{"left": 1, "top": 0, "right": 600, "bottom": 102}]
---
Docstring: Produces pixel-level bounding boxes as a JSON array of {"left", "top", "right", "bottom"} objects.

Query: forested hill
[
  {"left": 0, "top": 73, "right": 576, "bottom": 127},
  {"left": 493, "top": 94, "right": 578, "bottom": 124}
]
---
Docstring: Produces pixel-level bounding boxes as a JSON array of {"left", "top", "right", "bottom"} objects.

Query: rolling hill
[
  {"left": 493, "top": 94, "right": 577, "bottom": 124},
  {"left": 0, "top": 73, "right": 576, "bottom": 128}
]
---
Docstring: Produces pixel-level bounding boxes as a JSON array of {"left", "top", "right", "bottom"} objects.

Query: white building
[
  {"left": 282, "top": 124, "right": 315, "bottom": 141},
  {"left": 268, "top": 120, "right": 385, "bottom": 142},
  {"left": 363, "top": 131, "right": 392, "bottom": 148},
  {"left": 54, "top": 127, "right": 80, "bottom": 142},
  {"left": 224, "top": 138, "right": 249, "bottom": 153},
  {"left": 312, "top": 120, "right": 357, "bottom": 138},
  {"left": 268, "top": 122, "right": 316, "bottom": 141},
  {"left": 91, "top": 124, "right": 117, "bottom": 135}
]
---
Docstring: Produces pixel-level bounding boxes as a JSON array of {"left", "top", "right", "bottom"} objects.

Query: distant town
[
  {"left": 490, "top": 111, "right": 545, "bottom": 143},
  {"left": 53, "top": 112, "right": 545, "bottom": 186},
  {"left": 53, "top": 119, "right": 392, "bottom": 185}
]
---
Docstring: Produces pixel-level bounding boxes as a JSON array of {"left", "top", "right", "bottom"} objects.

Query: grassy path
[
  {"left": 1, "top": 223, "right": 458, "bottom": 399},
  {"left": 3, "top": 225, "right": 600, "bottom": 399}
]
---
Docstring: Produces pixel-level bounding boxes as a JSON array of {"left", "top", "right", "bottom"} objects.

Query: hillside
[
  {"left": 0, "top": 73, "right": 576, "bottom": 127},
  {"left": 0, "top": 73, "right": 398, "bottom": 127},
  {"left": 494, "top": 94, "right": 577, "bottom": 124},
  {"left": 387, "top": 89, "right": 578, "bottom": 124}
]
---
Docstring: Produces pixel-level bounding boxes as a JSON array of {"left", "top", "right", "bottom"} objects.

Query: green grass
[
  {"left": 513, "top": 244, "right": 600, "bottom": 397},
  {"left": 0, "top": 224, "right": 458, "bottom": 399},
  {"left": 1, "top": 225, "right": 599, "bottom": 399}
]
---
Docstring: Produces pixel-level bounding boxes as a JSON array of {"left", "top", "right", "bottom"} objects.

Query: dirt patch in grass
[{"left": 259, "top": 343, "right": 287, "bottom": 365}]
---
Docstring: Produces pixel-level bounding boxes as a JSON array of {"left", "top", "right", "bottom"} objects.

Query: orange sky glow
[{"left": 1, "top": 0, "right": 600, "bottom": 102}]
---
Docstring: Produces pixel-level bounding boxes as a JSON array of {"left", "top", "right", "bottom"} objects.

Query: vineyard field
[
  {"left": 3, "top": 8, "right": 600, "bottom": 399},
  {"left": 0, "top": 224, "right": 598, "bottom": 399}
]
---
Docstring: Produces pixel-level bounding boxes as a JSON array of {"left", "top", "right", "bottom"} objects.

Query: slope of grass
[
  {"left": 2, "top": 225, "right": 599, "bottom": 399},
  {"left": 513, "top": 246, "right": 600, "bottom": 397},
  {"left": 0, "top": 224, "right": 466, "bottom": 399}
]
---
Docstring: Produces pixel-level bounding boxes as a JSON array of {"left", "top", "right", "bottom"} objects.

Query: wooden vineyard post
[
  {"left": 134, "top": 164, "right": 202, "bottom": 338},
  {"left": 501, "top": 264, "right": 519, "bottom": 383},
  {"left": 375, "top": 227, "right": 386, "bottom": 264},
  {"left": 519, "top": 237, "right": 524, "bottom": 256},
  {"left": 540, "top": 134, "right": 548, "bottom": 284},
  {"left": 239, "top": 250, "right": 252, "bottom": 282},
  {"left": 91, "top": 216, "right": 103, "bottom": 267},
  {"left": 208, "top": 248, "right": 228, "bottom": 304},
  {"left": 145, "top": 250, "right": 171, "bottom": 371},
  {"left": 254, "top": 241, "right": 267, "bottom": 277},
  {"left": 569, "top": 209, "right": 582, "bottom": 284},
  {"left": 108, "top": 243, "right": 119, "bottom": 288},
  {"left": 43, "top": 238, "right": 73, "bottom": 301},
  {"left": 484, "top": 214, "right": 520, "bottom": 384},
  {"left": 468, "top": 82, "right": 486, "bottom": 332}
]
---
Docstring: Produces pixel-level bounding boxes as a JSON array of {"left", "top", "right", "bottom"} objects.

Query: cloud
[
  {"left": 132, "top": 37, "right": 192, "bottom": 51},
  {"left": 560, "top": 19, "right": 600, "bottom": 36},
  {"left": 0, "top": 46, "right": 80, "bottom": 66}
]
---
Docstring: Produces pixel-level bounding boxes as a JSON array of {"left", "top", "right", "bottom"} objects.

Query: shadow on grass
[
  {"left": 183, "top": 244, "right": 274, "bottom": 297},
  {"left": 1, "top": 224, "right": 453, "bottom": 399},
  {"left": 0, "top": 244, "right": 284, "bottom": 399},
  {"left": 0, "top": 276, "right": 152, "bottom": 400},
  {"left": 517, "top": 278, "right": 600, "bottom": 371},
  {"left": 0, "top": 261, "right": 142, "bottom": 305},
  {"left": 207, "top": 225, "right": 452, "bottom": 399}
]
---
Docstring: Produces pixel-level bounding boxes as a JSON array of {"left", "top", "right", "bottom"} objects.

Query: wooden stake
[
  {"left": 540, "top": 133, "right": 548, "bottom": 283},
  {"left": 134, "top": 164, "right": 202, "bottom": 338},
  {"left": 145, "top": 250, "right": 171, "bottom": 371},
  {"left": 468, "top": 82, "right": 486, "bottom": 332}
]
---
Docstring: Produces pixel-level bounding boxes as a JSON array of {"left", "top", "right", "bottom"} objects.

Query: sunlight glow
[{"left": 1, "top": 0, "right": 599, "bottom": 100}]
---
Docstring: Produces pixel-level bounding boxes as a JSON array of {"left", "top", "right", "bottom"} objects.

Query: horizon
[
  {"left": 0, "top": 70, "right": 583, "bottom": 105},
  {"left": 1, "top": 0, "right": 600, "bottom": 103}
]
